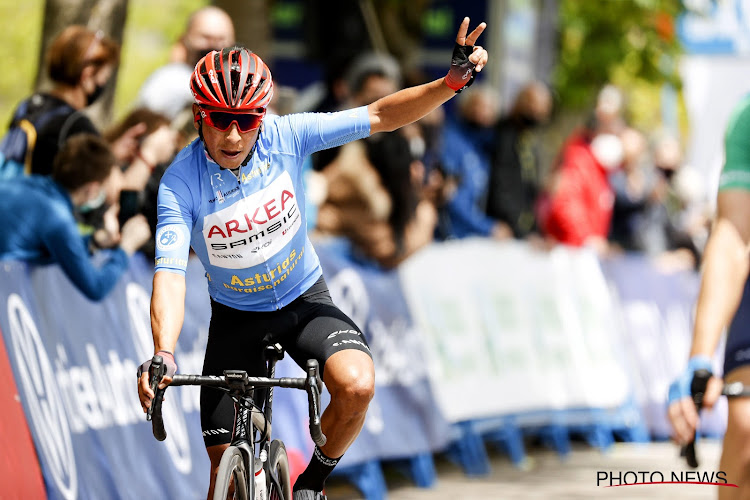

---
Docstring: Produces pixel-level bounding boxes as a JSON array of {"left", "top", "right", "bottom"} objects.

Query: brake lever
[
  {"left": 147, "top": 355, "right": 166, "bottom": 422},
  {"left": 682, "top": 369, "right": 711, "bottom": 468}
]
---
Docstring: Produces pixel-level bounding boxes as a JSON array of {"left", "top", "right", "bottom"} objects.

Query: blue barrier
[
  {"left": 0, "top": 240, "right": 715, "bottom": 499},
  {"left": 389, "top": 453, "right": 438, "bottom": 488},
  {"left": 332, "top": 460, "right": 388, "bottom": 500}
]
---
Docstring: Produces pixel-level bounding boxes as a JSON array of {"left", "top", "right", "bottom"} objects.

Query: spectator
[
  {"left": 305, "top": 56, "right": 354, "bottom": 113},
  {"left": 538, "top": 127, "right": 623, "bottom": 253},
  {"left": 440, "top": 85, "right": 507, "bottom": 239},
  {"left": 104, "top": 108, "right": 179, "bottom": 191},
  {"left": 3, "top": 26, "right": 135, "bottom": 177},
  {"left": 635, "top": 134, "right": 702, "bottom": 270},
  {"left": 311, "top": 52, "right": 402, "bottom": 172},
  {"left": 103, "top": 108, "right": 179, "bottom": 257},
  {"left": 345, "top": 52, "right": 402, "bottom": 108},
  {"left": 136, "top": 6, "right": 235, "bottom": 121},
  {"left": 399, "top": 104, "right": 458, "bottom": 241},
  {"left": 609, "top": 127, "right": 650, "bottom": 250},
  {"left": 593, "top": 84, "right": 626, "bottom": 135},
  {"left": 485, "top": 81, "right": 553, "bottom": 238},
  {"left": 315, "top": 132, "right": 436, "bottom": 268},
  {"left": 0, "top": 134, "right": 150, "bottom": 300}
]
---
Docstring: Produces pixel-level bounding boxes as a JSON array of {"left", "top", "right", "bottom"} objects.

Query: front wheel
[
  {"left": 267, "top": 440, "right": 292, "bottom": 500},
  {"left": 213, "top": 446, "right": 249, "bottom": 500}
]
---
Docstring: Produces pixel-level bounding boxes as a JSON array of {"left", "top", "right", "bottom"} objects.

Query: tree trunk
[
  {"left": 36, "top": 0, "right": 129, "bottom": 128},
  {"left": 213, "top": 0, "right": 271, "bottom": 61}
]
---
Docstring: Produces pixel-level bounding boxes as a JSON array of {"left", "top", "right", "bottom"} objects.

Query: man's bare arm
[
  {"left": 367, "top": 17, "right": 488, "bottom": 135},
  {"left": 691, "top": 190, "right": 750, "bottom": 358}
]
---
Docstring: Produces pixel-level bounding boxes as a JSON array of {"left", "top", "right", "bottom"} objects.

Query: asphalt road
[{"left": 325, "top": 440, "right": 726, "bottom": 500}]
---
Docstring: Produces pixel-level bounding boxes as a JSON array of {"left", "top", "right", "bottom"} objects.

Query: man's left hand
[{"left": 445, "top": 17, "right": 489, "bottom": 92}]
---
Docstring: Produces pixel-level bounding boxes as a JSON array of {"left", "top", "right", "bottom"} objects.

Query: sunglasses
[{"left": 199, "top": 107, "right": 265, "bottom": 133}]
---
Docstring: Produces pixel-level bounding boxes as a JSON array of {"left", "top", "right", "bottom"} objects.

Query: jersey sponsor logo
[
  {"left": 240, "top": 160, "right": 271, "bottom": 184},
  {"left": 221, "top": 247, "right": 304, "bottom": 293},
  {"left": 203, "top": 171, "right": 302, "bottom": 269},
  {"left": 156, "top": 224, "right": 186, "bottom": 252},
  {"left": 209, "top": 186, "right": 240, "bottom": 204}
]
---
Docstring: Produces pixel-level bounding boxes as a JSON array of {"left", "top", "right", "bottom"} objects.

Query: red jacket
[{"left": 538, "top": 133, "right": 614, "bottom": 246}]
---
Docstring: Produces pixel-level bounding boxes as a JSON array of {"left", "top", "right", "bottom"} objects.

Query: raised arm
[{"left": 367, "top": 17, "right": 488, "bottom": 135}]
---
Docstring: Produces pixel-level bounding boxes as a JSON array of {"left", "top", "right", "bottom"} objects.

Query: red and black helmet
[{"left": 190, "top": 47, "right": 274, "bottom": 110}]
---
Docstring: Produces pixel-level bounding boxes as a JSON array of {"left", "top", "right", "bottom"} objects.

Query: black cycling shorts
[
  {"left": 200, "top": 275, "right": 371, "bottom": 447},
  {"left": 724, "top": 279, "right": 750, "bottom": 377}
]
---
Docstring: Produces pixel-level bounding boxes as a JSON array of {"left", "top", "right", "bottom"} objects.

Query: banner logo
[{"left": 7, "top": 294, "right": 77, "bottom": 500}]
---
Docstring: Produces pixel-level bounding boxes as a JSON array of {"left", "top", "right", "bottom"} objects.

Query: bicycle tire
[
  {"left": 213, "top": 446, "right": 250, "bottom": 500},
  {"left": 267, "top": 440, "right": 292, "bottom": 500}
]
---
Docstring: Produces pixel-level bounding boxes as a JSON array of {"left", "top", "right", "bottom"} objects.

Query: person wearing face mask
[
  {"left": 135, "top": 6, "right": 235, "bottom": 122},
  {"left": 3, "top": 26, "right": 120, "bottom": 177},
  {"left": 537, "top": 127, "right": 624, "bottom": 254},
  {"left": 0, "top": 134, "right": 151, "bottom": 300},
  {"left": 485, "top": 81, "right": 553, "bottom": 239}
]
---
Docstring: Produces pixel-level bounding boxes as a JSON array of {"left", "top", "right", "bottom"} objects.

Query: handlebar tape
[{"left": 682, "top": 368, "right": 711, "bottom": 468}]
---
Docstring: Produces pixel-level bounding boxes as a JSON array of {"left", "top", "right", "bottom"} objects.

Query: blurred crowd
[
  {"left": 304, "top": 56, "right": 710, "bottom": 273},
  {"left": 0, "top": 6, "right": 711, "bottom": 300}
]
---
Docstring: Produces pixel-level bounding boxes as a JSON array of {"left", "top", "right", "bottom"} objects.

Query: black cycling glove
[
  {"left": 137, "top": 350, "right": 177, "bottom": 381},
  {"left": 445, "top": 43, "right": 477, "bottom": 93}
]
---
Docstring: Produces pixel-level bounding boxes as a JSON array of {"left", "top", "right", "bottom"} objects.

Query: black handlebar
[
  {"left": 681, "top": 368, "right": 711, "bottom": 468},
  {"left": 146, "top": 355, "right": 326, "bottom": 447},
  {"left": 147, "top": 355, "right": 168, "bottom": 442},
  {"left": 306, "top": 359, "right": 326, "bottom": 447}
]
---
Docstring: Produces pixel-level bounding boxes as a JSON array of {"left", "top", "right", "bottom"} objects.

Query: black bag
[{"left": 0, "top": 95, "right": 76, "bottom": 180}]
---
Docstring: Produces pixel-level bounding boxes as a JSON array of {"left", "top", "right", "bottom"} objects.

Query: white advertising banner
[{"left": 399, "top": 239, "right": 631, "bottom": 423}]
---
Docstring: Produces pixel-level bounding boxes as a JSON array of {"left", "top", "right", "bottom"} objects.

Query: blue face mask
[{"left": 78, "top": 188, "right": 106, "bottom": 213}]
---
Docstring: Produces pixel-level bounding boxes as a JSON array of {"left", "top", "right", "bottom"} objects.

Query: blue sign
[
  {"left": 678, "top": 0, "right": 750, "bottom": 55},
  {"left": 0, "top": 255, "right": 209, "bottom": 500},
  {"left": 0, "top": 242, "right": 452, "bottom": 498}
]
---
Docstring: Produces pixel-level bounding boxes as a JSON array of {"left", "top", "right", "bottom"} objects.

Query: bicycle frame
[
  {"left": 222, "top": 345, "right": 285, "bottom": 499},
  {"left": 146, "top": 347, "right": 326, "bottom": 499}
]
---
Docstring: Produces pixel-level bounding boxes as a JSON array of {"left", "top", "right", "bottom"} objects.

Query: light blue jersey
[{"left": 154, "top": 107, "right": 371, "bottom": 311}]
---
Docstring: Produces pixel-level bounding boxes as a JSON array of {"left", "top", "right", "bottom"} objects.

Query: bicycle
[
  {"left": 681, "top": 368, "right": 750, "bottom": 468},
  {"left": 145, "top": 343, "right": 327, "bottom": 500}
]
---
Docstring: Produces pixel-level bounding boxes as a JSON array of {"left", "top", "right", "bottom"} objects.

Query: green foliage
[
  {"left": 0, "top": 0, "right": 44, "bottom": 131},
  {"left": 554, "top": 0, "right": 685, "bottom": 113}
]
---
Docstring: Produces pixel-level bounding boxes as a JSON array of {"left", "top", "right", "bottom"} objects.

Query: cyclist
[
  {"left": 137, "top": 18, "right": 488, "bottom": 500},
  {"left": 667, "top": 94, "right": 750, "bottom": 498}
]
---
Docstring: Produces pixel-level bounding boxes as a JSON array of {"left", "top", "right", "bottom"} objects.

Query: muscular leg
[
  {"left": 292, "top": 349, "right": 375, "bottom": 496},
  {"left": 284, "top": 282, "right": 375, "bottom": 495},
  {"left": 319, "top": 349, "right": 376, "bottom": 457},
  {"left": 206, "top": 444, "right": 230, "bottom": 500},
  {"left": 719, "top": 366, "right": 750, "bottom": 500}
]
